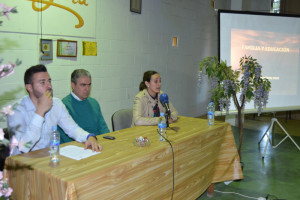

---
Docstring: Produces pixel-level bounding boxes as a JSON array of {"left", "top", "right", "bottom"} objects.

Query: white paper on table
[{"left": 60, "top": 145, "right": 101, "bottom": 160}]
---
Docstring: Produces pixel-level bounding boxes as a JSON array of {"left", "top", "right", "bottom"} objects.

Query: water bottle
[
  {"left": 49, "top": 126, "right": 60, "bottom": 163},
  {"left": 207, "top": 101, "right": 215, "bottom": 126},
  {"left": 158, "top": 113, "right": 167, "bottom": 141}
]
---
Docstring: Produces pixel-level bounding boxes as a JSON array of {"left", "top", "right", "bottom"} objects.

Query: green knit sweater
[{"left": 58, "top": 94, "right": 110, "bottom": 144}]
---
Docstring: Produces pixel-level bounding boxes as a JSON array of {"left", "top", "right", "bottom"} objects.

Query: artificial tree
[{"left": 199, "top": 55, "right": 271, "bottom": 160}]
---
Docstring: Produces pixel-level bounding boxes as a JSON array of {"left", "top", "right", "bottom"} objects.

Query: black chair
[{"left": 111, "top": 109, "right": 133, "bottom": 131}]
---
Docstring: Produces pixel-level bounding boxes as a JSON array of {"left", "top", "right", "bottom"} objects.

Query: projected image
[{"left": 231, "top": 29, "right": 299, "bottom": 95}]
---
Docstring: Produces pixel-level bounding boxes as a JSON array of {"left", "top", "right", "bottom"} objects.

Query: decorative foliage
[
  {"left": 0, "top": 6, "right": 23, "bottom": 196},
  {"left": 0, "top": 60, "right": 21, "bottom": 128},
  {"left": 0, "top": 2, "right": 21, "bottom": 80},
  {"left": 0, "top": 60, "right": 21, "bottom": 79},
  {"left": 199, "top": 55, "right": 271, "bottom": 115},
  {"left": 0, "top": 3, "right": 17, "bottom": 26},
  {"left": 0, "top": 103, "right": 28, "bottom": 156},
  {"left": 199, "top": 55, "right": 271, "bottom": 160},
  {"left": 0, "top": 171, "right": 12, "bottom": 199}
]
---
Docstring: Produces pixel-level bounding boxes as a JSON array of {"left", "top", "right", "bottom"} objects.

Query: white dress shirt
[{"left": 7, "top": 95, "right": 89, "bottom": 155}]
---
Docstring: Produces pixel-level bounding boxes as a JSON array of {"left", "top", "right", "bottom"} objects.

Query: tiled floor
[{"left": 196, "top": 114, "right": 300, "bottom": 200}]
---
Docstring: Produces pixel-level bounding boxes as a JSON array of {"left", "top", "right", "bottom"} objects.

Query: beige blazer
[{"left": 132, "top": 89, "right": 178, "bottom": 126}]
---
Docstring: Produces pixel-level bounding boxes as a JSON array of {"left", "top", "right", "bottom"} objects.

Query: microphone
[{"left": 160, "top": 93, "right": 170, "bottom": 114}]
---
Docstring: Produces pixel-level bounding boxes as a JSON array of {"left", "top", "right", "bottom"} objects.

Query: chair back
[{"left": 111, "top": 109, "right": 133, "bottom": 131}]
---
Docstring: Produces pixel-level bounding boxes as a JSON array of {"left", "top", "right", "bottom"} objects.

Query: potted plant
[{"left": 199, "top": 55, "right": 271, "bottom": 160}]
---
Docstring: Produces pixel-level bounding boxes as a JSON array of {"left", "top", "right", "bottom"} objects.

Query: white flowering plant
[
  {"left": 0, "top": 1, "right": 21, "bottom": 153},
  {"left": 0, "top": 171, "right": 12, "bottom": 200},
  {"left": 199, "top": 55, "right": 271, "bottom": 159},
  {"left": 0, "top": 3, "right": 21, "bottom": 198},
  {"left": 0, "top": 3, "right": 17, "bottom": 26},
  {"left": 0, "top": 105, "right": 15, "bottom": 200}
]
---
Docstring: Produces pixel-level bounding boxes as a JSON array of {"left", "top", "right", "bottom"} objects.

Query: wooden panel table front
[{"left": 5, "top": 116, "right": 243, "bottom": 200}]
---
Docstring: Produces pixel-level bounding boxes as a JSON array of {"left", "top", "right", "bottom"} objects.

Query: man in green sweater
[{"left": 58, "top": 69, "right": 110, "bottom": 144}]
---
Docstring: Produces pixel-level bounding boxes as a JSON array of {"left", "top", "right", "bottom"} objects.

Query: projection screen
[{"left": 219, "top": 10, "right": 300, "bottom": 112}]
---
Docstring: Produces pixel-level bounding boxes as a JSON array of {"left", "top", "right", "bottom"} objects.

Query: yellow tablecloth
[{"left": 5, "top": 116, "right": 243, "bottom": 200}]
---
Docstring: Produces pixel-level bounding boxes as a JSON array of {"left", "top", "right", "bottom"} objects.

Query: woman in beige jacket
[{"left": 132, "top": 71, "right": 178, "bottom": 126}]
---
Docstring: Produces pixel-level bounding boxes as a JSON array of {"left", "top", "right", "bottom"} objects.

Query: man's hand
[
  {"left": 36, "top": 90, "right": 53, "bottom": 117},
  {"left": 84, "top": 136, "right": 103, "bottom": 152}
]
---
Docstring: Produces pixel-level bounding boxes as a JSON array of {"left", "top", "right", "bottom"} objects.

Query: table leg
[{"left": 207, "top": 183, "right": 214, "bottom": 197}]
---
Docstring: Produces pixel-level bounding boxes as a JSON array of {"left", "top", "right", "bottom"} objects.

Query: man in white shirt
[{"left": 7, "top": 64, "right": 102, "bottom": 155}]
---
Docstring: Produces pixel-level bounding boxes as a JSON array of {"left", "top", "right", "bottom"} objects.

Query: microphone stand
[{"left": 165, "top": 110, "right": 170, "bottom": 127}]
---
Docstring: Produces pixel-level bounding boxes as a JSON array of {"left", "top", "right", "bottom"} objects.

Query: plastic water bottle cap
[
  {"left": 160, "top": 113, "right": 165, "bottom": 117},
  {"left": 52, "top": 126, "right": 57, "bottom": 131},
  {"left": 158, "top": 123, "right": 167, "bottom": 128}
]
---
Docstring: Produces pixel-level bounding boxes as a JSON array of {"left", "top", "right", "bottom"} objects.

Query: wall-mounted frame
[
  {"left": 82, "top": 41, "right": 97, "bottom": 56},
  {"left": 130, "top": 0, "right": 141, "bottom": 14},
  {"left": 40, "top": 39, "right": 53, "bottom": 60},
  {"left": 57, "top": 40, "right": 77, "bottom": 57}
]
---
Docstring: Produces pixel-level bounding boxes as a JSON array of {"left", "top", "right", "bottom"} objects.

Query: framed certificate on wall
[
  {"left": 40, "top": 39, "right": 53, "bottom": 60},
  {"left": 57, "top": 40, "right": 77, "bottom": 57}
]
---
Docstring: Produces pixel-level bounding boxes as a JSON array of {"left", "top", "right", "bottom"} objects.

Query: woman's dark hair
[
  {"left": 139, "top": 71, "right": 159, "bottom": 91},
  {"left": 24, "top": 64, "right": 48, "bottom": 85}
]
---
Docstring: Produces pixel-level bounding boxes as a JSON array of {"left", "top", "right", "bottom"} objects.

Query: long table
[{"left": 5, "top": 116, "right": 243, "bottom": 200}]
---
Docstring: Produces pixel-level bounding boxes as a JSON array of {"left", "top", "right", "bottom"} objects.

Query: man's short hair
[
  {"left": 24, "top": 64, "right": 48, "bottom": 85},
  {"left": 71, "top": 69, "right": 91, "bottom": 84}
]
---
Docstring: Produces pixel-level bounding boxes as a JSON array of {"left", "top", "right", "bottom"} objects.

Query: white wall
[{"left": 0, "top": 0, "right": 218, "bottom": 130}]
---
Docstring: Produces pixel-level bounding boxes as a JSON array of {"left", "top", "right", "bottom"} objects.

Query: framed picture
[
  {"left": 40, "top": 39, "right": 53, "bottom": 60},
  {"left": 130, "top": 0, "right": 141, "bottom": 14},
  {"left": 82, "top": 41, "right": 97, "bottom": 56},
  {"left": 57, "top": 40, "right": 77, "bottom": 57}
]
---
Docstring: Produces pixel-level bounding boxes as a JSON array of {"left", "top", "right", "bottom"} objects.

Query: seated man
[
  {"left": 7, "top": 64, "right": 102, "bottom": 155},
  {"left": 58, "top": 69, "right": 109, "bottom": 144}
]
